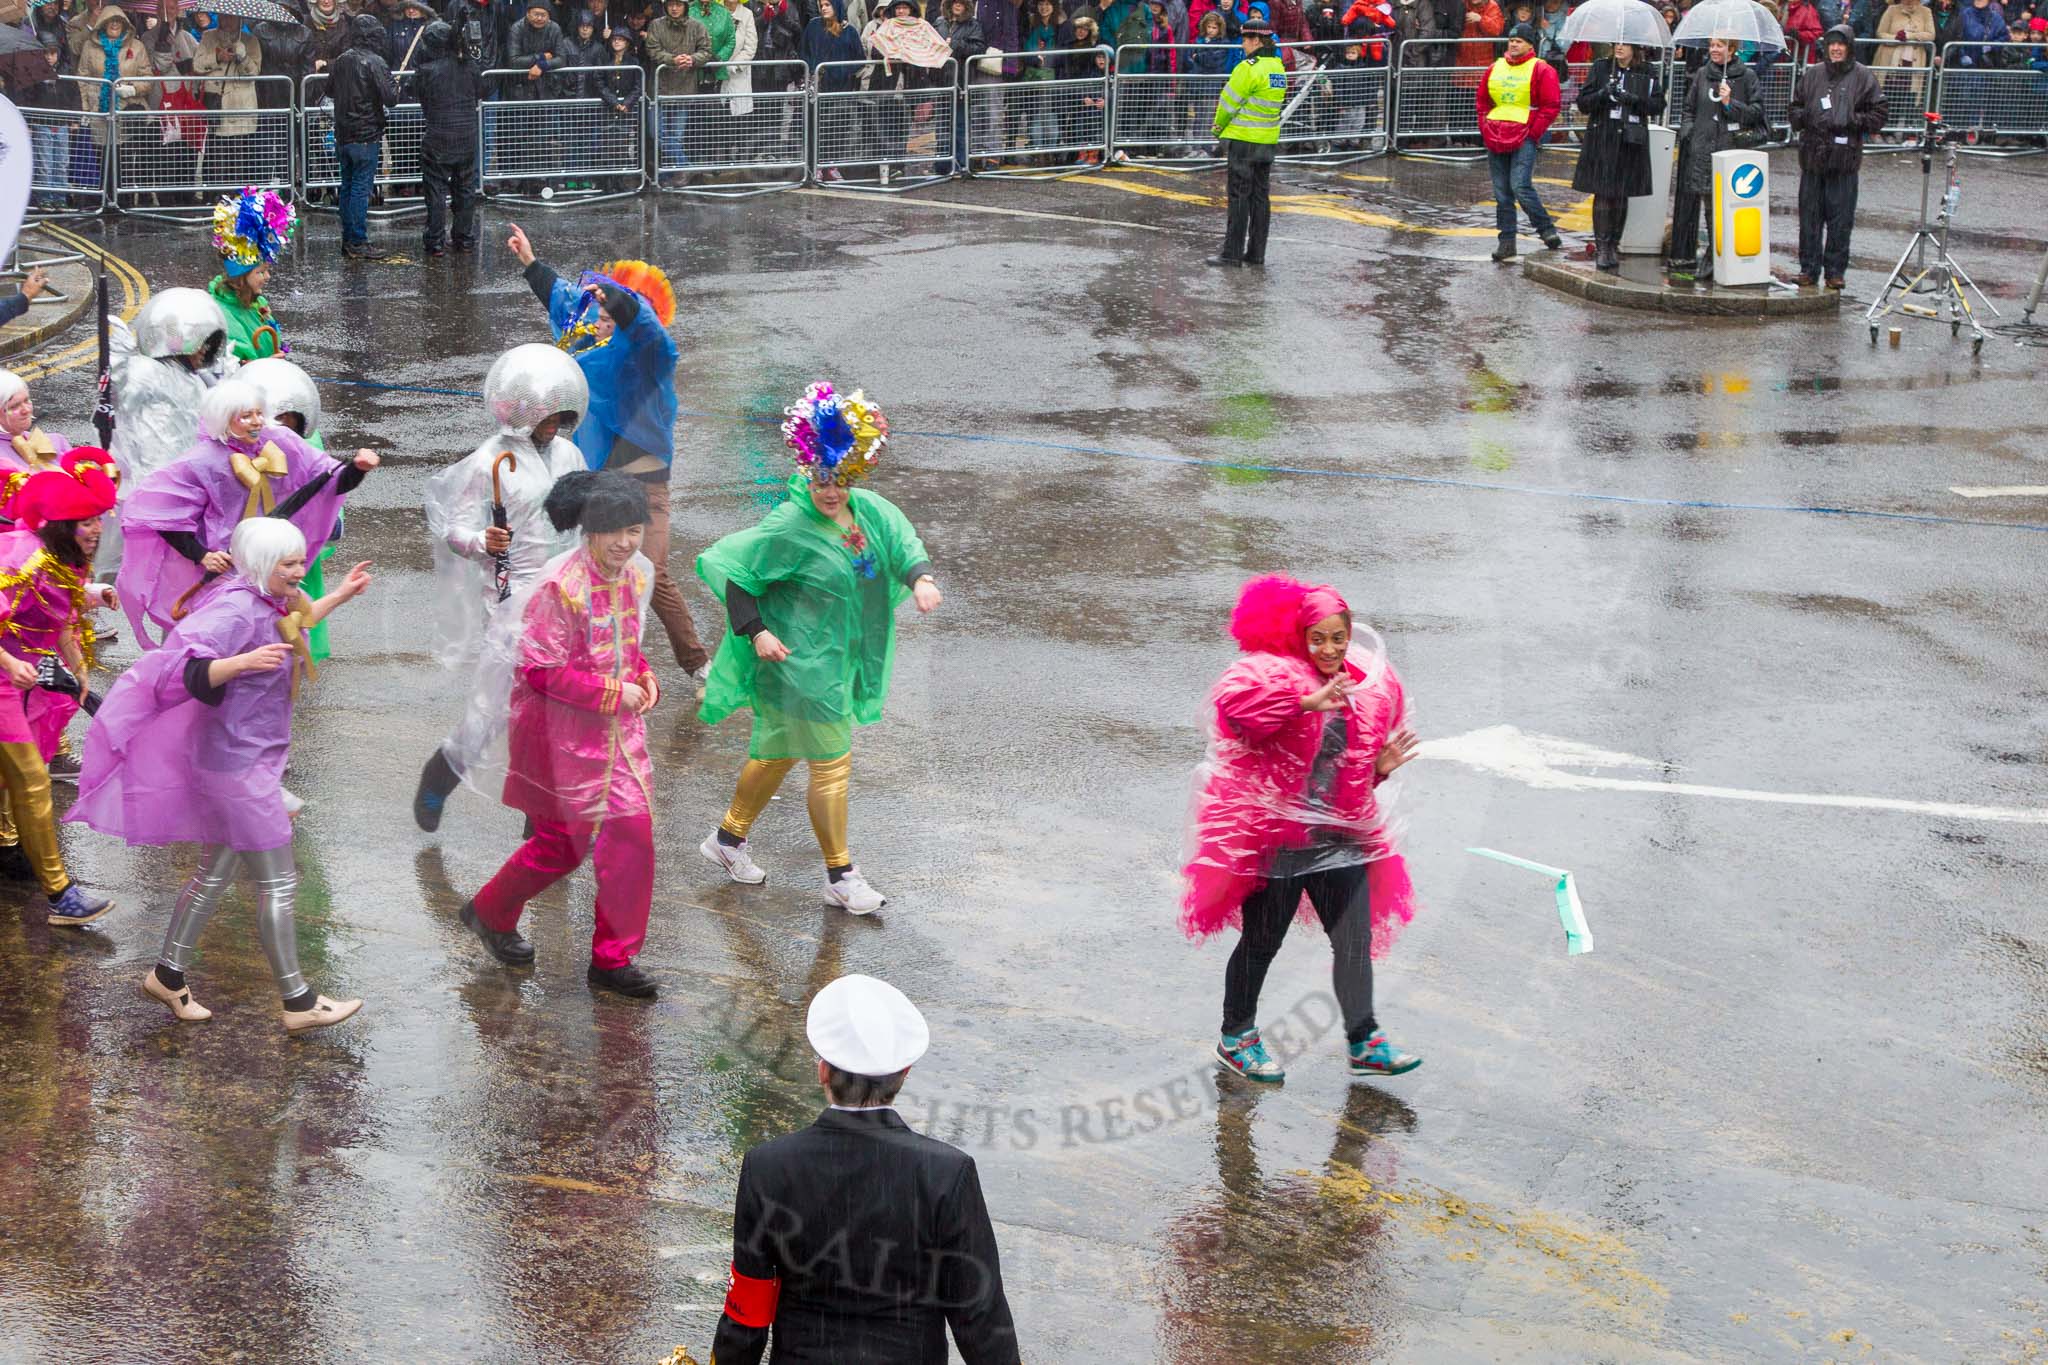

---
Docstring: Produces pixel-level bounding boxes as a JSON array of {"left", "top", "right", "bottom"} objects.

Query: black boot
[
  {"left": 413, "top": 749, "right": 459, "bottom": 833},
  {"left": 587, "top": 961, "right": 658, "bottom": 999},
  {"left": 460, "top": 901, "right": 535, "bottom": 967},
  {"left": 1596, "top": 238, "right": 1620, "bottom": 271}
]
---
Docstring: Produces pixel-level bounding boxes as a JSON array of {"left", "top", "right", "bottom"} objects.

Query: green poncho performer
[
  {"left": 696, "top": 382, "right": 941, "bottom": 916},
  {"left": 207, "top": 188, "right": 298, "bottom": 363}
]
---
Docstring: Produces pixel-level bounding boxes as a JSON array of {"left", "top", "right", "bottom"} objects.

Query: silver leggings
[{"left": 156, "top": 843, "right": 307, "bottom": 1000}]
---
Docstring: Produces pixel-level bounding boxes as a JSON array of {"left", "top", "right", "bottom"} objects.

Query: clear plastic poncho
[
  {"left": 108, "top": 299, "right": 239, "bottom": 492},
  {"left": 1178, "top": 628, "right": 1418, "bottom": 958},
  {"left": 424, "top": 344, "right": 591, "bottom": 670},
  {"left": 454, "top": 543, "right": 658, "bottom": 824}
]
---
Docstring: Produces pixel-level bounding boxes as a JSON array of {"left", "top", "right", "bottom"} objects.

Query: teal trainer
[
  {"left": 1349, "top": 1032, "right": 1421, "bottom": 1077},
  {"left": 1216, "top": 1028, "right": 1285, "bottom": 1083}
]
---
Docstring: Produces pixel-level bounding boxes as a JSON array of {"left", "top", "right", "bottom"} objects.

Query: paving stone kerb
[{"left": 1521, "top": 256, "right": 1844, "bottom": 318}]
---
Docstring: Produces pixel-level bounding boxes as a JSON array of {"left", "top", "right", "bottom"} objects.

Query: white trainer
[
  {"left": 701, "top": 831, "right": 768, "bottom": 885},
  {"left": 823, "top": 866, "right": 886, "bottom": 915}
]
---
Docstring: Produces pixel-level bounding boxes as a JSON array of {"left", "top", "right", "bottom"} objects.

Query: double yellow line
[{"left": 12, "top": 224, "right": 151, "bottom": 383}]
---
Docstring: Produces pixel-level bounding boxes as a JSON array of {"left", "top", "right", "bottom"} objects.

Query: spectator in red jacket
[
  {"left": 1459, "top": 0, "right": 1504, "bottom": 66},
  {"left": 1477, "top": 21, "right": 1561, "bottom": 260},
  {"left": 1784, "top": 0, "right": 1826, "bottom": 56}
]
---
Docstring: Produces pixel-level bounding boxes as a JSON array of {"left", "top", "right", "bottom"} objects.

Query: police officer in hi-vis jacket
[{"left": 1208, "top": 18, "right": 1287, "bottom": 268}]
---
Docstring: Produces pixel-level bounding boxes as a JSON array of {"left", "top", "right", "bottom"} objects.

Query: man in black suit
[{"left": 710, "top": 974, "right": 1022, "bottom": 1365}]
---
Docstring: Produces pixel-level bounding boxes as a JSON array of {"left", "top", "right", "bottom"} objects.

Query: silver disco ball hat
[
  {"left": 238, "top": 356, "right": 323, "bottom": 435},
  {"left": 133, "top": 287, "right": 230, "bottom": 360},
  {"left": 484, "top": 344, "right": 590, "bottom": 434}
]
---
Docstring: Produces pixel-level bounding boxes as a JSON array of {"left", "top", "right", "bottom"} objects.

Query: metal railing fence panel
[
  {"left": 652, "top": 60, "right": 809, "bottom": 195},
  {"left": 299, "top": 72, "right": 429, "bottom": 214},
  {"left": 110, "top": 75, "right": 296, "bottom": 219},
  {"left": 1391, "top": 39, "right": 1507, "bottom": 152},
  {"left": 18, "top": 78, "right": 112, "bottom": 218},
  {"left": 809, "top": 58, "right": 959, "bottom": 191},
  {"left": 1276, "top": 39, "right": 1391, "bottom": 161},
  {"left": 478, "top": 65, "right": 646, "bottom": 202},
  {"left": 966, "top": 47, "right": 1111, "bottom": 173},
  {"left": 1935, "top": 43, "right": 2048, "bottom": 146},
  {"left": 1108, "top": 45, "right": 1228, "bottom": 161}
]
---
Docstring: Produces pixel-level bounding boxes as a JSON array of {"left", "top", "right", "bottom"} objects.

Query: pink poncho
[
  {"left": 114, "top": 425, "right": 350, "bottom": 649},
  {"left": 0, "top": 528, "right": 89, "bottom": 754},
  {"left": 502, "top": 546, "right": 658, "bottom": 825},
  {"left": 1179, "top": 576, "right": 1418, "bottom": 959}
]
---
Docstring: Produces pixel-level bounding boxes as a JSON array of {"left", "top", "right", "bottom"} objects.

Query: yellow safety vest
[
  {"left": 1486, "top": 57, "right": 1535, "bottom": 124},
  {"left": 1214, "top": 55, "right": 1288, "bottom": 145}
]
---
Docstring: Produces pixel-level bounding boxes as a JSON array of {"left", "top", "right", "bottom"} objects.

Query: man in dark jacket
[
  {"left": 331, "top": 12, "right": 401, "bottom": 256},
  {"left": 1788, "top": 23, "right": 1887, "bottom": 287},
  {"left": 409, "top": 20, "right": 482, "bottom": 254},
  {"left": 709, "top": 975, "right": 1021, "bottom": 1365}
]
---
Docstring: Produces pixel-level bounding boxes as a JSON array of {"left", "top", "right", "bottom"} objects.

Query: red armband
[{"left": 722, "top": 1264, "right": 780, "bottom": 1329}]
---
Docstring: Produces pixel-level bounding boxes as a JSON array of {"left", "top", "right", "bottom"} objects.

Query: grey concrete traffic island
[{"left": 1521, "top": 252, "right": 1842, "bottom": 318}]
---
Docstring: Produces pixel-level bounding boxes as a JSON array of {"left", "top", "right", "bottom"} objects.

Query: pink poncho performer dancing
[
  {"left": 113, "top": 376, "right": 377, "bottom": 649},
  {"left": 1182, "top": 574, "right": 1423, "bottom": 1084},
  {"left": 0, "top": 450, "right": 121, "bottom": 926},
  {"left": 68, "top": 517, "right": 375, "bottom": 1032},
  {"left": 455, "top": 471, "right": 665, "bottom": 1001}
]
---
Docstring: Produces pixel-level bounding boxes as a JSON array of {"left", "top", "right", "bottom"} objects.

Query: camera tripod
[{"left": 1866, "top": 115, "right": 1997, "bottom": 355}]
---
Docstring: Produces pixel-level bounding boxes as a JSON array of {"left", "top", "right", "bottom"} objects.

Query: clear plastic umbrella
[
  {"left": 1671, "top": 0, "right": 1786, "bottom": 49},
  {"left": 1557, "top": 0, "right": 1675, "bottom": 49}
]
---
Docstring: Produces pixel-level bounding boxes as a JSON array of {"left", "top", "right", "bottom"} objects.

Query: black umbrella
[{"left": 93, "top": 271, "right": 115, "bottom": 450}]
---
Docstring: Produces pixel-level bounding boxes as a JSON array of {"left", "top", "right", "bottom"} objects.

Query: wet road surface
[{"left": 4, "top": 151, "right": 2048, "bottom": 1363}]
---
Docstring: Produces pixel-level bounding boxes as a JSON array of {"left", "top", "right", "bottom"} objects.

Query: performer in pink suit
[
  {"left": 0, "top": 450, "right": 120, "bottom": 926},
  {"left": 113, "top": 376, "right": 378, "bottom": 649},
  {"left": 69, "top": 516, "right": 376, "bottom": 1032},
  {"left": 457, "top": 470, "right": 664, "bottom": 1001},
  {"left": 1182, "top": 574, "right": 1424, "bottom": 1085}
]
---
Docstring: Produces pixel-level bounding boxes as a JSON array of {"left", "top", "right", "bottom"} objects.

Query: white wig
[
  {"left": 231, "top": 516, "right": 308, "bottom": 591},
  {"left": 0, "top": 369, "right": 26, "bottom": 408},
  {"left": 197, "top": 376, "right": 268, "bottom": 442}
]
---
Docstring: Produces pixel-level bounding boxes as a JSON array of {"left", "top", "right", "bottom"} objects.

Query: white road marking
[
  {"left": 1950, "top": 486, "right": 2048, "bottom": 499},
  {"left": 1423, "top": 725, "right": 2048, "bottom": 825}
]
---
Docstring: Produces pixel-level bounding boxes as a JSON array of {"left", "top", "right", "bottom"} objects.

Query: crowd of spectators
[{"left": 6, "top": 0, "right": 2045, "bottom": 201}]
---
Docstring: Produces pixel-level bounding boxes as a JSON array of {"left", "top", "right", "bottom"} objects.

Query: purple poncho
[
  {"left": 115, "top": 425, "right": 348, "bottom": 649},
  {"left": 68, "top": 577, "right": 300, "bottom": 852}
]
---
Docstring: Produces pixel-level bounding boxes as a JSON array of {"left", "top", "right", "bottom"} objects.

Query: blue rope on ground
[{"left": 309, "top": 375, "right": 2048, "bottom": 534}]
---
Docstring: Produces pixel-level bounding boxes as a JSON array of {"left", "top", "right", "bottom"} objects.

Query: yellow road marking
[
  {"left": 13, "top": 224, "right": 151, "bottom": 382},
  {"left": 1073, "top": 171, "right": 1592, "bottom": 238}
]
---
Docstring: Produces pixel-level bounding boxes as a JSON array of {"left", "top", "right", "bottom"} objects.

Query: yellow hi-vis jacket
[{"left": 1213, "top": 54, "right": 1287, "bottom": 144}]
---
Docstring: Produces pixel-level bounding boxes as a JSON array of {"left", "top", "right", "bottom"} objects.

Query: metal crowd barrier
[
  {"left": 1935, "top": 42, "right": 2048, "bottom": 152},
  {"left": 1277, "top": 39, "right": 1391, "bottom": 163},
  {"left": 652, "top": 59, "right": 809, "bottom": 196},
  {"left": 18, "top": 78, "right": 111, "bottom": 220},
  {"left": 1390, "top": 38, "right": 1506, "bottom": 158},
  {"left": 1665, "top": 55, "right": 1795, "bottom": 147},
  {"left": 808, "top": 58, "right": 958, "bottom": 191},
  {"left": 478, "top": 65, "right": 645, "bottom": 203},
  {"left": 1869, "top": 41, "right": 1937, "bottom": 139},
  {"left": 300, "top": 73, "right": 429, "bottom": 217},
  {"left": 967, "top": 46, "right": 1111, "bottom": 174},
  {"left": 110, "top": 74, "right": 296, "bottom": 221},
  {"left": 1109, "top": 44, "right": 1228, "bottom": 163}
]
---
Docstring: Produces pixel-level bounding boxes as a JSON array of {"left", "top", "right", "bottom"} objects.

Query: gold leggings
[
  {"left": 0, "top": 742, "right": 68, "bottom": 895},
  {"left": 719, "top": 752, "right": 852, "bottom": 867}
]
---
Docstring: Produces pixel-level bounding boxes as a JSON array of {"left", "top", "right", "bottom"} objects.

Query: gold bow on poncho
[
  {"left": 231, "top": 441, "right": 290, "bottom": 519},
  {"left": 10, "top": 431, "right": 60, "bottom": 471},
  {"left": 275, "top": 598, "right": 317, "bottom": 700}
]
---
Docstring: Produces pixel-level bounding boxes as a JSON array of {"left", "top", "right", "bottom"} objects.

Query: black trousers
[
  {"left": 1221, "top": 859, "right": 1377, "bottom": 1047},
  {"left": 1668, "top": 184, "right": 1711, "bottom": 264},
  {"left": 1797, "top": 169, "right": 1858, "bottom": 281},
  {"left": 1220, "top": 137, "right": 1275, "bottom": 264},
  {"left": 1590, "top": 193, "right": 1630, "bottom": 244},
  {"left": 421, "top": 147, "right": 479, "bottom": 251}
]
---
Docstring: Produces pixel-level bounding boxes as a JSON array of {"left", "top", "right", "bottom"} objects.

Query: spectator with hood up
[
  {"left": 411, "top": 19, "right": 483, "bottom": 256},
  {"left": 1788, "top": 23, "right": 1886, "bottom": 287}
]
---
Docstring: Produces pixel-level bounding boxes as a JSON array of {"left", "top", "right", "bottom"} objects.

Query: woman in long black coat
[{"left": 1572, "top": 43, "right": 1665, "bottom": 271}]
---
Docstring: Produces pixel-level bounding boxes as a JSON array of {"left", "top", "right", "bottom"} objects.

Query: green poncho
[{"left": 697, "top": 475, "right": 929, "bottom": 761}]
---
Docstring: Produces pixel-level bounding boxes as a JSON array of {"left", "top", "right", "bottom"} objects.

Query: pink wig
[{"left": 1228, "top": 574, "right": 1351, "bottom": 660}]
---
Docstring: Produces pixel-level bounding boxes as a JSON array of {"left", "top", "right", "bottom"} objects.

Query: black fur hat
[{"left": 545, "top": 470, "right": 649, "bottom": 535}]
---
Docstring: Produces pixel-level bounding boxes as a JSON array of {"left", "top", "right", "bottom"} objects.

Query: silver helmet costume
[
  {"left": 484, "top": 344, "right": 589, "bottom": 435},
  {"left": 239, "top": 357, "right": 323, "bottom": 435},
  {"left": 132, "top": 288, "right": 230, "bottom": 361}
]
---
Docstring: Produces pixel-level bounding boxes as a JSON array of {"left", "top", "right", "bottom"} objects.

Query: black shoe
[
  {"left": 1491, "top": 242, "right": 1517, "bottom": 262},
  {"left": 451, "top": 238, "right": 476, "bottom": 253},
  {"left": 414, "top": 749, "right": 459, "bottom": 833},
  {"left": 342, "top": 243, "right": 385, "bottom": 261},
  {"left": 1541, "top": 233, "right": 1564, "bottom": 251},
  {"left": 426, "top": 243, "right": 447, "bottom": 258},
  {"left": 1242, "top": 258, "right": 1265, "bottom": 268},
  {"left": 1205, "top": 255, "right": 1243, "bottom": 268},
  {"left": 1595, "top": 240, "right": 1619, "bottom": 271},
  {"left": 0, "top": 843, "right": 33, "bottom": 883},
  {"left": 587, "top": 961, "right": 658, "bottom": 999},
  {"left": 460, "top": 901, "right": 535, "bottom": 967}
]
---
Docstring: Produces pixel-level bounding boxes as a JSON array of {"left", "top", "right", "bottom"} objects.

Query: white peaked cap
[{"left": 806, "top": 974, "right": 931, "bottom": 1076}]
